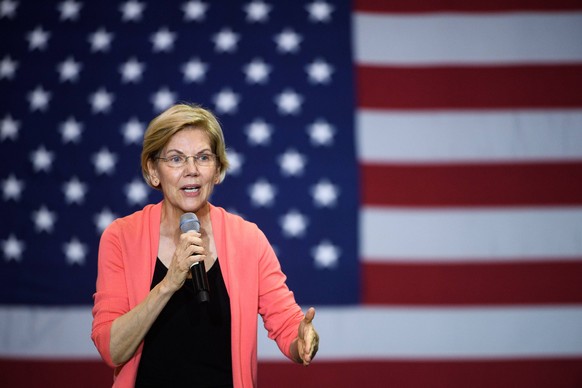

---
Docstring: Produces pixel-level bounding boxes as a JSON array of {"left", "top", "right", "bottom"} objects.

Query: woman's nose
[{"left": 184, "top": 157, "right": 200, "bottom": 174}]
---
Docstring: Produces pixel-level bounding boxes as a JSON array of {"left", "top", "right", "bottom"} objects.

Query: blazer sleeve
[
  {"left": 256, "top": 228, "right": 304, "bottom": 360},
  {"left": 91, "top": 220, "right": 131, "bottom": 368}
]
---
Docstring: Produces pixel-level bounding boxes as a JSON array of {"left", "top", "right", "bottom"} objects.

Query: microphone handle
[{"left": 190, "top": 261, "right": 210, "bottom": 303}]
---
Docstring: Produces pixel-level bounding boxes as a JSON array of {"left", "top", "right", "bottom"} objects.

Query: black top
[{"left": 135, "top": 258, "right": 233, "bottom": 388}]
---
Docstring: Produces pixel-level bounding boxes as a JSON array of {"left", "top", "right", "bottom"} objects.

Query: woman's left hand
[{"left": 297, "top": 307, "right": 319, "bottom": 366}]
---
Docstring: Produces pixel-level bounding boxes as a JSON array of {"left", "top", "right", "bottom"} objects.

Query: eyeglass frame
[{"left": 155, "top": 152, "right": 218, "bottom": 168}]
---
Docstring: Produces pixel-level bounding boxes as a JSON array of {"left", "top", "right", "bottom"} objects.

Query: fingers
[
  {"left": 162, "top": 231, "right": 207, "bottom": 293},
  {"left": 180, "top": 230, "right": 203, "bottom": 251},
  {"left": 179, "top": 232, "right": 205, "bottom": 264},
  {"left": 300, "top": 308, "right": 319, "bottom": 366},
  {"left": 304, "top": 329, "right": 318, "bottom": 355},
  {"left": 304, "top": 307, "right": 316, "bottom": 323},
  {"left": 174, "top": 232, "right": 206, "bottom": 273},
  {"left": 301, "top": 332, "right": 318, "bottom": 366}
]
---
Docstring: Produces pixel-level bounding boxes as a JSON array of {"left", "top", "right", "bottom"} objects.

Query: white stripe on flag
[
  {"left": 354, "top": 12, "right": 582, "bottom": 64},
  {"left": 3, "top": 306, "right": 582, "bottom": 360},
  {"left": 259, "top": 306, "right": 582, "bottom": 360},
  {"left": 0, "top": 306, "right": 99, "bottom": 359},
  {"left": 357, "top": 110, "right": 582, "bottom": 163},
  {"left": 361, "top": 207, "right": 582, "bottom": 262}
]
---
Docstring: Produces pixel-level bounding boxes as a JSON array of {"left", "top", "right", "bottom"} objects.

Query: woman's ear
[{"left": 147, "top": 159, "right": 159, "bottom": 186}]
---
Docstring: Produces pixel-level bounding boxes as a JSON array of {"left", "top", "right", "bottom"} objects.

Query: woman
[{"left": 91, "top": 103, "right": 319, "bottom": 387}]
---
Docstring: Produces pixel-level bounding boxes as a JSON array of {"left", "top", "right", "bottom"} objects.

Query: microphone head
[{"left": 180, "top": 212, "right": 200, "bottom": 233}]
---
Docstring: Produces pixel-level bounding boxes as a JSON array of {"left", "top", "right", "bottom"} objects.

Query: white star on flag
[
  {"left": 2, "top": 234, "right": 25, "bottom": 262},
  {"left": 63, "top": 177, "right": 88, "bottom": 204},
  {"left": 30, "top": 145, "right": 55, "bottom": 172},
  {"left": 89, "top": 28, "right": 113, "bottom": 52},
  {"left": 120, "top": 0, "right": 145, "bottom": 22},
  {"left": 120, "top": 58, "right": 145, "bottom": 83},
  {"left": 28, "top": 86, "right": 51, "bottom": 111},
  {"left": 0, "top": 55, "right": 17, "bottom": 80},
  {"left": 280, "top": 209, "right": 308, "bottom": 238},
  {"left": 0, "top": 114, "right": 19, "bottom": 141},
  {"left": 63, "top": 237, "right": 87, "bottom": 265},
  {"left": 306, "top": 1, "right": 334, "bottom": 22},
  {"left": 306, "top": 58, "right": 333, "bottom": 84},
  {"left": 58, "top": 0, "right": 82, "bottom": 21},
  {"left": 32, "top": 205, "right": 57, "bottom": 233},
  {"left": 89, "top": 88, "right": 114, "bottom": 113},
  {"left": 151, "top": 27, "right": 176, "bottom": 52},
  {"left": 311, "top": 179, "right": 339, "bottom": 207},
  {"left": 275, "top": 89, "right": 303, "bottom": 114},
  {"left": 94, "top": 208, "right": 117, "bottom": 233},
  {"left": 225, "top": 149, "right": 244, "bottom": 176},
  {"left": 125, "top": 179, "right": 149, "bottom": 205},
  {"left": 244, "top": 58, "right": 271, "bottom": 84},
  {"left": 249, "top": 179, "right": 276, "bottom": 207},
  {"left": 279, "top": 149, "right": 307, "bottom": 176},
  {"left": 246, "top": 119, "right": 272, "bottom": 145},
  {"left": 27, "top": 26, "right": 50, "bottom": 50},
  {"left": 182, "top": 58, "right": 208, "bottom": 82},
  {"left": 213, "top": 28, "right": 240, "bottom": 53},
  {"left": 2, "top": 174, "right": 24, "bottom": 201},
  {"left": 245, "top": 1, "right": 271, "bottom": 23},
  {"left": 151, "top": 87, "right": 177, "bottom": 112},
  {"left": 312, "top": 240, "right": 340, "bottom": 268},
  {"left": 308, "top": 119, "right": 335, "bottom": 146},
  {"left": 59, "top": 117, "right": 83, "bottom": 143},
  {"left": 274, "top": 28, "right": 301, "bottom": 53},
  {"left": 182, "top": 0, "right": 208, "bottom": 21},
  {"left": 214, "top": 88, "right": 240, "bottom": 114},
  {"left": 92, "top": 148, "right": 117, "bottom": 175},
  {"left": 0, "top": 0, "right": 18, "bottom": 19},
  {"left": 57, "top": 57, "right": 82, "bottom": 82},
  {"left": 122, "top": 118, "right": 145, "bottom": 144}
]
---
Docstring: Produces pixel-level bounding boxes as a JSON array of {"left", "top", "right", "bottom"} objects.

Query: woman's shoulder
[
  {"left": 104, "top": 202, "right": 162, "bottom": 235},
  {"left": 210, "top": 204, "right": 260, "bottom": 234}
]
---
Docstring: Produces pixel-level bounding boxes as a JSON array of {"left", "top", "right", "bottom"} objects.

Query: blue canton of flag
[{"left": 0, "top": 0, "right": 358, "bottom": 306}]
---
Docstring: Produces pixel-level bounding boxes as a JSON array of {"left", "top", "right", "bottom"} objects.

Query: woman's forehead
[{"left": 165, "top": 127, "right": 211, "bottom": 150}]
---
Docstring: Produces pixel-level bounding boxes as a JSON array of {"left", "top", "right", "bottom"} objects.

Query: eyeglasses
[{"left": 156, "top": 153, "right": 217, "bottom": 168}]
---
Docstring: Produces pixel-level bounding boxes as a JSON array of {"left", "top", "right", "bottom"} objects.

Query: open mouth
[{"left": 182, "top": 185, "right": 200, "bottom": 193}]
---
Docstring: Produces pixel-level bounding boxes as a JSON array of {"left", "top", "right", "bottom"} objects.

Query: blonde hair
[{"left": 141, "top": 103, "right": 230, "bottom": 189}]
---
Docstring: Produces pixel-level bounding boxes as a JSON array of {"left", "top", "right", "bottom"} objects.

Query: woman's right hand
[{"left": 163, "top": 230, "right": 206, "bottom": 293}]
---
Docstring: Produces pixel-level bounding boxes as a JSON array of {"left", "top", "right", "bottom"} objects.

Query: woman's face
[{"left": 149, "top": 127, "right": 220, "bottom": 216}]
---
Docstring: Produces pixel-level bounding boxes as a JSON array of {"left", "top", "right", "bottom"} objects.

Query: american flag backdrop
[{"left": 1, "top": 0, "right": 582, "bottom": 387}]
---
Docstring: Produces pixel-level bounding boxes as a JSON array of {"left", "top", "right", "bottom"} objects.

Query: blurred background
[{"left": 1, "top": 0, "right": 582, "bottom": 387}]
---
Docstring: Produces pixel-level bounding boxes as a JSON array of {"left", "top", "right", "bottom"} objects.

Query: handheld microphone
[{"left": 179, "top": 212, "right": 210, "bottom": 303}]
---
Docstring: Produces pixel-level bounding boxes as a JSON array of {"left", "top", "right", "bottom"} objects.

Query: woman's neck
[{"left": 160, "top": 201, "right": 211, "bottom": 239}]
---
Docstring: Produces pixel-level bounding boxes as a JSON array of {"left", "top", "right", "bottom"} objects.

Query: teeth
[{"left": 184, "top": 187, "right": 199, "bottom": 193}]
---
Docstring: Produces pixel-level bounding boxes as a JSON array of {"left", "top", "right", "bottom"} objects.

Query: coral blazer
[{"left": 91, "top": 202, "right": 304, "bottom": 387}]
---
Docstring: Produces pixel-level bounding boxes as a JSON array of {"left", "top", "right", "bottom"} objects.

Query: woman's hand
[
  {"left": 162, "top": 230, "right": 206, "bottom": 293},
  {"left": 296, "top": 307, "right": 319, "bottom": 366}
]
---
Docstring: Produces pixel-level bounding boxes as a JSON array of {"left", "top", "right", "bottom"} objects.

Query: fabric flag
[{"left": 1, "top": 0, "right": 582, "bottom": 387}]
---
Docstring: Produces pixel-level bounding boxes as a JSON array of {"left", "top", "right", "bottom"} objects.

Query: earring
[{"left": 152, "top": 177, "right": 159, "bottom": 185}]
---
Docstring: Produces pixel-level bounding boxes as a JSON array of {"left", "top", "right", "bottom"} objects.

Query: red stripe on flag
[
  {"left": 355, "top": 0, "right": 582, "bottom": 13},
  {"left": 259, "top": 359, "right": 582, "bottom": 388},
  {"left": 2, "top": 358, "right": 582, "bottom": 388},
  {"left": 357, "top": 65, "right": 582, "bottom": 109},
  {"left": 361, "top": 162, "right": 582, "bottom": 207},
  {"left": 0, "top": 359, "right": 113, "bottom": 388},
  {"left": 362, "top": 261, "right": 582, "bottom": 305}
]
